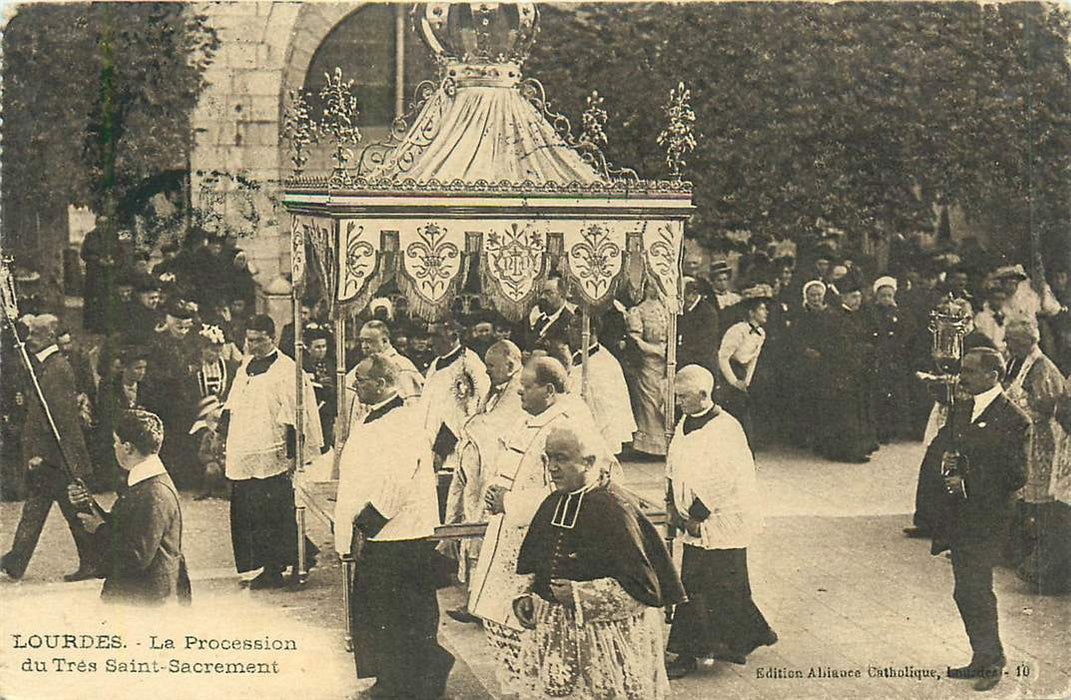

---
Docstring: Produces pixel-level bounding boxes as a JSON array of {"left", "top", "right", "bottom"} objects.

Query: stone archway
[{"left": 278, "top": 2, "right": 438, "bottom": 176}]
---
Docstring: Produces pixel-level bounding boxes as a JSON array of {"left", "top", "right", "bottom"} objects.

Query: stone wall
[
  {"left": 190, "top": 2, "right": 298, "bottom": 290},
  {"left": 189, "top": 2, "right": 388, "bottom": 292}
]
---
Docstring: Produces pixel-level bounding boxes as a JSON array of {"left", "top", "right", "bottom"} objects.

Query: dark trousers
[
  {"left": 2, "top": 465, "right": 98, "bottom": 577},
  {"left": 716, "top": 384, "right": 753, "bottom": 451},
  {"left": 950, "top": 541, "right": 1004, "bottom": 666},
  {"left": 351, "top": 539, "right": 453, "bottom": 697},
  {"left": 667, "top": 545, "right": 774, "bottom": 658}
]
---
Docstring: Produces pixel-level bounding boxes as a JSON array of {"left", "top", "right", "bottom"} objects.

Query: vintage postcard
[{"left": 1, "top": 2, "right": 1069, "bottom": 699}]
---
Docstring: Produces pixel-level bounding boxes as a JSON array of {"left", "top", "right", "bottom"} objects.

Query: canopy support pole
[
  {"left": 335, "top": 313, "right": 347, "bottom": 436},
  {"left": 580, "top": 306, "right": 591, "bottom": 400},
  {"left": 664, "top": 302, "right": 678, "bottom": 444},
  {"left": 293, "top": 277, "right": 308, "bottom": 584},
  {"left": 662, "top": 292, "right": 679, "bottom": 623}
]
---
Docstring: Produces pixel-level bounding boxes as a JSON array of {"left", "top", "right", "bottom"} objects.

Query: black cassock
[{"left": 817, "top": 305, "right": 878, "bottom": 462}]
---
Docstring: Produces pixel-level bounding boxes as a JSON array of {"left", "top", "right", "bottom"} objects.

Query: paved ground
[{"left": 2, "top": 439, "right": 1069, "bottom": 699}]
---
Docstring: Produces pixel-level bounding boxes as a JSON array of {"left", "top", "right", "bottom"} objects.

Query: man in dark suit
[
  {"left": 519, "top": 275, "right": 575, "bottom": 353},
  {"left": 68, "top": 409, "right": 190, "bottom": 606},
  {"left": 922, "top": 346, "right": 1030, "bottom": 691},
  {"left": 677, "top": 277, "right": 719, "bottom": 376},
  {"left": 0, "top": 314, "right": 100, "bottom": 581}
]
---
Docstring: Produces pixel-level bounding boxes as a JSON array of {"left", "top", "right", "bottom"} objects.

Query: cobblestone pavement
[{"left": 2, "top": 439, "right": 1068, "bottom": 699}]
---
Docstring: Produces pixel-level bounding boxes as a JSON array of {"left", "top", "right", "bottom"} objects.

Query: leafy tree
[
  {"left": 527, "top": 3, "right": 1071, "bottom": 270},
  {"left": 1, "top": 3, "right": 218, "bottom": 290}
]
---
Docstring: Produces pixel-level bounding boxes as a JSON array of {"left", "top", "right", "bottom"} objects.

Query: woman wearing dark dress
[{"left": 816, "top": 277, "right": 878, "bottom": 463}]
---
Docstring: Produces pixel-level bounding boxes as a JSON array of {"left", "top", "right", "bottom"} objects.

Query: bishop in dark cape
[{"left": 513, "top": 422, "right": 684, "bottom": 700}]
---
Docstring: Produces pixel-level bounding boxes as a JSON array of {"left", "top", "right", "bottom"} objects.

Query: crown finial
[{"left": 413, "top": 3, "right": 539, "bottom": 68}]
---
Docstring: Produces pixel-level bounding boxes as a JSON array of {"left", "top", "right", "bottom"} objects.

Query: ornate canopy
[{"left": 282, "top": 2, "right": 694, "bottom": 322}]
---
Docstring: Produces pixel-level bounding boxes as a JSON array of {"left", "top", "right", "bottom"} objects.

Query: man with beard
[
  {"left": 709, "top": 259, "right": 741, "bottom": 317},
  {"left": 127, "top": 275, "right": 163, "bottom": 344},
  {"left": 144, "top": 301, "right": 199, "bottom": 488},
  {"left": 222, "top": 314, "right": 322, "bottom": 589},
  {"left": 677, "top": 277, "right": 720, "bottom": 377},
  {"left": 520, "top": 276, "right": 575, "bottom": 353}
]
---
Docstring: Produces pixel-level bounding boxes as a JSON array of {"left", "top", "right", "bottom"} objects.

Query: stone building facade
[{"left": 189, "top": 1, "right": 437, "bottom": 296}]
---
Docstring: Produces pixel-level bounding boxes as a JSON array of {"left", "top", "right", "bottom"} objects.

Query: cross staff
[{"left": 0, "top": 256, "right": 104, "bottom": 517}]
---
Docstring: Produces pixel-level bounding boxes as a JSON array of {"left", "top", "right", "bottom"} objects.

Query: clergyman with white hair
[
  {"left": 513, "top": 420, "right": 685, "bottom": 699},
  {"left": 664, "top": 365, "right": 777, "bottom": 679},
  {"left": 442, "top": 339, "right": 527, "bottom": 624}
]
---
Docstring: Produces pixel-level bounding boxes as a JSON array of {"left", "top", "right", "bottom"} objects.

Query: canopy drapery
[{"left": 289, "top": 210, "right": 687, "bottom": 322}]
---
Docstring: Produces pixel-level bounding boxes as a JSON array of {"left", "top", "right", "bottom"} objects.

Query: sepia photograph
[{"left": 0, "top": 1, "right": 1069, "bottom": 698}]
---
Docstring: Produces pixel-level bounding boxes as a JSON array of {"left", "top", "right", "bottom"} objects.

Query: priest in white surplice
[
  {"left": 421, "top": 321, "right": 491, "bottom": 472},
  {"left": 566, "top": 333, "right": 638, "bottom": 454},
  {"left": 333, "top": 355, "right": 453, "bottom": 698},
  {"left": 223, "top": 314, "right": 322, "bottom": 590},
  {"left": 339, "top": 319, "right": 423, "bottom": 440},
  {"left": 443, "top": 340, "right": 527, "bottom": 623},
  {"left": 469, "top": 356, "right": 615, "bottom": 696},
  {"left": 664, "top": 365, "right": 777, "bottom": 679}
]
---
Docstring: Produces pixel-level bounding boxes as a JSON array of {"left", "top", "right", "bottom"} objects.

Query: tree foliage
[
  {"left": 2, "top": 3, "right": 218, "bottom": 246},
  {"left": 527, "top": 3, "right": 1071, "bottom": 264}
]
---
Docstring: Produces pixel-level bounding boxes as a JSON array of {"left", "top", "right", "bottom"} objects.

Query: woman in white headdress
[
  {"left": 866, "top": 276, "right": 912, "bottom": 442},
  {"left": 785, "top": 280, "right": 831, "bottom": 448}
]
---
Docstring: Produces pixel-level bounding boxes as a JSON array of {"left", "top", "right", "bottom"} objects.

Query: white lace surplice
[{"left": 518, "top": 578, "right": 670, "bottom": 700}]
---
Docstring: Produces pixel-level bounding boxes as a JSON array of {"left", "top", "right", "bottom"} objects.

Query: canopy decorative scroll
[
  {"left": 560, "top": 221, "right": 627, "bottom": 307},
  {"left": 645, "top": 221, "right": 684, "bottom": 312},
  {"left": 290, "top": 215, "right": 307, "bottom": 287},
  {"left": 481, "top": 221, "right": 547, "bottom": 321},
  {"left": 396, "top": 221, "right": 468, "bottom": 321}
]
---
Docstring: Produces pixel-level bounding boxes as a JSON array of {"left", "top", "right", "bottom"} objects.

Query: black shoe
[
  {"left": 63, "top": 568, "right": 100, "bottom": 582},
  {"left": 759, "top": 630, "right": 779, "bottom": 648},
  {"left": 359, "top": 680, "right": 399, "bottom": 698},
  {"left": 903, "top": 527, "right": 930, "bottom": 539},
  {"left": 0, "top": 555, "right": 21, "bottom": 582},
  {"left": 973, "top": 665, "right": 1003, "bottom": 691},
  {"left": 248, "top": 570, "right": 286, "bottom": 590},
  {"left": 948, "top": 664, "right": 980, "bottom": 679},
  {"left": 445, "top": 607, "right": 480, "bottom": 624},
  {"left": 665, "top": 655, "right": 697, "bottom": 680},
  {"left": 711, "top": 649, "right": 748, "bottom": 665}
]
